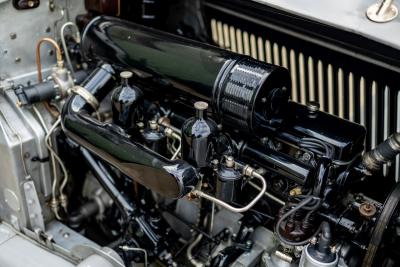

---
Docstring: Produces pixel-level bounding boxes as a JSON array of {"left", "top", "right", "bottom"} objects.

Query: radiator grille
[{"left": 210, "top": 18, "right": 400, "bottom": 180}]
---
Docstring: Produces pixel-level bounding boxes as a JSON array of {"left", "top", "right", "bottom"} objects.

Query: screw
[
  {"left": 48, "top": 49, "right": 54, "bottom": 56},
  {"left": 45, "top": 26, "right": 51, "bottom": 33},
  {"left": 303, "top": 152, "right": 311, "bottom": 161},
  {"left": 9, "top": 33, "right": 17, "bottom": 40},
  {"left": 3, "top": 50, "right": 8, "bottom": 55},
  {"left": 15, "top": 57, "right": 21, "bottom": 63}
]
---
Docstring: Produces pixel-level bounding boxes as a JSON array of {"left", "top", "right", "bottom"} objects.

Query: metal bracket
[
  {"left": 367, "top": 0, "right": 398, "bottom": 23},
  {"left": 23, "top": 180, "right": 45, "bottom": 231}
]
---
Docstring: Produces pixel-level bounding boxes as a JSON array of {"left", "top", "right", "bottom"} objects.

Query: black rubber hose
[{"left": 362, "top": 133, "right": 400, "bottom": 171}]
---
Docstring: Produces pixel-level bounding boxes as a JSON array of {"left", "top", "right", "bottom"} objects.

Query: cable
[
  {"left": 299, "top": 137, "right": 334, "bottom": 158},
  {"left": 60, "top": 22, "right": 81, "bottom": 76},
  {"left": 275, "top": 196, "right": 323, "bottom": 246}
]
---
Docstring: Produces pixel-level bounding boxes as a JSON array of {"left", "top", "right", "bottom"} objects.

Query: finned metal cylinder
[{"left": 81, "top": 16, "right": 291, "bottom": 133}]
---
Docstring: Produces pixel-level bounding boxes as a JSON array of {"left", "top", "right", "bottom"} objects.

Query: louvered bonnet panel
[{"left": 205, "top": 1, "right": 400, "bottom": 181}]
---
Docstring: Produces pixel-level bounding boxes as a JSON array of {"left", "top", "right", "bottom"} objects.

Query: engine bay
[{"left": 0, "top": 1, "right": 400, "bottom": 267}]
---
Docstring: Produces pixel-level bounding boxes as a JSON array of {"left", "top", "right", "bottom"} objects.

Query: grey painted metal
[
  {"left": 367, "top": 0, "right": 398, "bottom": 23},
  {"left": 251, "top": 0, "right": 400, "bottom": 51},
  {"left": 0, "top": 91, "right": 54, "bottom": 230},
  {"left": 23, "top": 180, "right": 45, "bottom": 231},
  {"left": 0, "top": 0, "right": 85, "bottom": 85},
  {"left": 0, "top": 223, "right": 75, "bottom": 267}
]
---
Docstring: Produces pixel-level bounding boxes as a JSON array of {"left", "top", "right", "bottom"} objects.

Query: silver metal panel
[
  {"left": 251, "top": 0, "right": 400, "bottom": 52},
  {"left": 0, "top": 223, "right": 75, "bottom": 267},
  {"left": 0, "top": 91, "right": 53, "bottom": 229},
  {"left": 0, "top": 0, "right": 85, "bottom": 84}
]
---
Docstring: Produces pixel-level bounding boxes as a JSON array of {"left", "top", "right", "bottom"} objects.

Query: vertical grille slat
[
  {"left": 229, "top": 26, "right": 237, "bottom": 52},
  {"left": 317, "top": 60, "right": 325, "bottom": 111},
  {"left": 289, "top": 49, "right": 298, "bottom": 102},
  {"left": 299, "top": 53, "right": 306, "bottom": 104},
  {"left": 327, "top": 64, "right": 334, "bottom": 114},
  {"left": 348, "top": 72, "right": 355, "bottom": 122},
  {"left": 359, "top": 77, "right": 366, "bottom": 127},
  {"left": 371, "top": 81, "right": 378, "bottom": 149},
  {"left": 265, "top": 40, "right": 272, "bottom": 64},
  {"left": 257, "top": 37, "right": 265, "bottom": 61},
  {"left": 307, "top": 57, "right": 315, "bottom": 102},
  {"left": 337, "top": 68, "right": 345, "bottom": 118},
  {"left": 210, "top": 18, "right": 400, "bottom": 178}
]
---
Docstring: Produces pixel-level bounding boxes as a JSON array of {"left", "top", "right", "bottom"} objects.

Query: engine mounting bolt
[{"left": 9, "top": 33, "right": 17, "bottom": 40}]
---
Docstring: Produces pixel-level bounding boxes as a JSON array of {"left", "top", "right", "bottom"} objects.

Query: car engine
[{"left": 1, "top": 1, "right": 400, "bottom": 267}]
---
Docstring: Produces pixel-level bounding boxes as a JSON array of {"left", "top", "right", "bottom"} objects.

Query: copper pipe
[{"left": 36, "top": 37, "right": 63, "bottom": 82}]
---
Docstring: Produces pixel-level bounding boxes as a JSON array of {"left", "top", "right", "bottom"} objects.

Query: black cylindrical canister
[
  {"left": 111, "top": 71, "right": 144, "bottom": 132},
  {"left": 81, "top": 16, "right": 291, "bottom": 133},
  {"left": 182, "top": 101, "right": 218, "bottom": 168},
  {"left": 216, "top": 156, "right": 242, "bottom": 203}
]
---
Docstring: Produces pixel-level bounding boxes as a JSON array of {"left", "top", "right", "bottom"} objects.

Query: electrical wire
[
  {"left": 275, "top": 195, "right": 323, "bottom": 246},
  {"left": 299, "top": 137, "right": 335, "bottom": 158}
]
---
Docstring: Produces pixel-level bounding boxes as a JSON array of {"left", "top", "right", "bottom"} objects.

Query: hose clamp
[{"left": 70, "top": 85, "right": 100, "bottom": 111}]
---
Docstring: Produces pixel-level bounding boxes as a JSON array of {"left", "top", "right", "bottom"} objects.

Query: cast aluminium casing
[{"left": 0, "top": 90, "right": 52, "bottom": 230}]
